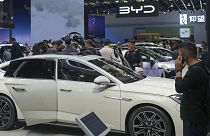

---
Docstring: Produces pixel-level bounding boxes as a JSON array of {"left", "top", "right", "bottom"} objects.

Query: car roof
[
  {"left": 136, "top": 42, "right": 157, "bottom": 45},
  {"left": 122, "top": 42, "right": 159, "bottom": 46},
  {"left": 0, "top": 44, "right": 24, "bottom": 47},
  {"left": 144, "top": 46, "right": 172, "bottom": 51},
  {"left": 14, "top": 54, "right": 103, "bottom": 62},
  {"left": 159, "top": 37, "right": 182, "bottom": 41}
]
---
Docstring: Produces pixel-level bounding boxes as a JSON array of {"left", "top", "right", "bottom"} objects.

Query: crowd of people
[
  {"left": 0, "top": 36, "right": 209, "bottom": 136},
  {"left": 0, "top": 37, "right": 209, "bottom": 70}
]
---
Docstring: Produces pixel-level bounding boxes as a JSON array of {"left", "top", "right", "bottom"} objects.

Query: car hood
[{"left": 121, "top": 76, "right": 176, "bottom": 96}]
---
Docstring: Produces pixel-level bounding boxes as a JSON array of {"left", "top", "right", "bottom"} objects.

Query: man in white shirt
[{"left": 100, "top": 40, "right": 121, "bottom": 63}]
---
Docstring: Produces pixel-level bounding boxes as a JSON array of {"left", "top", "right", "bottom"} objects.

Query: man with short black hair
[
  {"left": 83, "top": 39, "right": 100, "bottom": 56},
  {"left": 10, "top": 38, "right": 23, "bottom": 60},
  {"left": 175, "top": 42, "right": 210, "bottom": 136},
  {"left": 124, "top": 39, "right": 143, "bottom": 70},
  {"left": 99, "top": 40, "right": 121, "bottom": 63},
  {"left": 47, "top": 40, "right": 59, "bottom": 54}
]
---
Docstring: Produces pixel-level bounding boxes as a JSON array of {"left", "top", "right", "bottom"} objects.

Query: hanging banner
[{"left": 116, "top": 1, "right": 159, "bottom": 18}]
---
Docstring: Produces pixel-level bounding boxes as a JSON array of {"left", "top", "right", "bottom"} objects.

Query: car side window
[
  {"left": 58, "top": 59, "right": 101, "bottom": 82},
  {"left": 5, "top": 59, "right": 55, "bottom": 79}
]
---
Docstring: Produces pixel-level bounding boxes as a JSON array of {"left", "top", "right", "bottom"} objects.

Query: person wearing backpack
[{"left": 175, "top": 42, "right": 210, "bottom": 136}]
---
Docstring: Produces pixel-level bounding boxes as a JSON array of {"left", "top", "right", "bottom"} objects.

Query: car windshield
[
  {"left": 89, "top": 58, "right": 145, "bottom": 84},
  {"left": 150, "top": 48, "right": 172, "bottom": 57}
]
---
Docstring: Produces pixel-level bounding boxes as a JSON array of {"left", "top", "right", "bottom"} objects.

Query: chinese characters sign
[
  {"left": 180, "top": 14, "right": 205, "bottom": 25},
  {"left": 116, "top": 1, "right": 159, "bottom": 18}
]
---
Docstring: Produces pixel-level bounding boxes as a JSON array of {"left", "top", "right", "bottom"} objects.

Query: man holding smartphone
[{"left": 175, "top": 42, "right": 210, "bottom": 136}]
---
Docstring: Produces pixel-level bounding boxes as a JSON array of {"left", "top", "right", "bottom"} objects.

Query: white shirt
[{"left": 99, "top": 46, "right": 121, "bottom": 62}]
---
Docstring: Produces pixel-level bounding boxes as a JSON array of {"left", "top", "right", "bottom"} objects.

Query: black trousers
[{"left": 183, "top": 121, "right": 208, "bottom": 136}]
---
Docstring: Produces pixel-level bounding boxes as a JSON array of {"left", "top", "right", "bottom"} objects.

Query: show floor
[
  {"left": 0, "top": 122, "right": 125, "bottom": 136},
  {"left": 0, "top": 122, "right": 209, "bottom": 136}
]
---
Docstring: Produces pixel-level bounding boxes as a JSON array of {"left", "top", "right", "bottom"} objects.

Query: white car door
[
  {"left": 3, "top": 59, "right": 57, "bottom": 125},
  {"left": 57, "top": 59, "right": 121, "bottom": 130}
]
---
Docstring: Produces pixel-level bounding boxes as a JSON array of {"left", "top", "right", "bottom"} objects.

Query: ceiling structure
[{"left": 84, "top": 0, "right": 207, "bottom": 15}]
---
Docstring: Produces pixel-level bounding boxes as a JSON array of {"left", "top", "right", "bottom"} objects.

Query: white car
[
  {"left": 0, "top": 55, "right": 182, "bottom": 136},
  {"left": 0, "top": 44, "right": 32, "bottom": 63},
  {"left": 144, "top": 46, "right": 172, "bottom": 60},
  {"left": 122, "top": 42, "right": 159, "bottom": 48}
]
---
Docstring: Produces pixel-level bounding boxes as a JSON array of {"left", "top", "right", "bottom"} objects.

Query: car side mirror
[{"left": 94, "top": 76, "right": 116, "bottom": 86}]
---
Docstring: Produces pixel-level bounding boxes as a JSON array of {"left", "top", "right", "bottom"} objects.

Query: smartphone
[{"left": 182, "top": 52, "right": 188, "bottom": 64}]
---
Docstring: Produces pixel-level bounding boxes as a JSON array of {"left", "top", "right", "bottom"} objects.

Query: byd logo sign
[{"left": 116, "top": 1, "right": 159, "bottom": 18}]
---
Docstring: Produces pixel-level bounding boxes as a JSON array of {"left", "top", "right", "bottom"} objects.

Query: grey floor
[
  {"left": 0, "top": 122, "right": 209, "bottom": 136},
  {"left": 0, "top": 122, "right": 125, "bottom": 136}
]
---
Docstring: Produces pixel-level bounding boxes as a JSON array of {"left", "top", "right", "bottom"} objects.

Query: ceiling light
[
  {"left": 0, "top": 0, "right": 4, "bottom": 2},
  {"left": 203, "top": 2, "right": 206, "bottom": 5},
  {"left": 187, "top": 2, "right": 191, "bottom": 6}
]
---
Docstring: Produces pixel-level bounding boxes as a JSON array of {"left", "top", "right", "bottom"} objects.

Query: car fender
[
  {"left": 120, "top": 94, "right": 182, "bottom": 136},
  {"left": 0, "top": 82, "right": 24, "bottom": 120}
]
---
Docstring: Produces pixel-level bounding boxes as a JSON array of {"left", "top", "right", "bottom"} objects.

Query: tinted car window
[
  {"left": 151, "top": 48, "right": 172, "bottom": 57},
  {"left": 89, "top": 58, "right": 145, "bottom": 84},
  {"left": 5, "top": 59, "right": 55, "bottom": 79},
  {"left": 58, "top": 59, "right": 101, "bottom": 82}
]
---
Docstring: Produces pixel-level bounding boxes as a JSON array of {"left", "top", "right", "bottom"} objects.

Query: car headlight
[{"left": 170, "top": 94, "right": 182, "bottom": 104}]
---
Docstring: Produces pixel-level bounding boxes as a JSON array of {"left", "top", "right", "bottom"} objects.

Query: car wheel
[
  {"left": 127, "top": 106, "right": 173, "bottom": 136},
  {"left": 0, "top": 96, "right": 16, "bottom": 130}
]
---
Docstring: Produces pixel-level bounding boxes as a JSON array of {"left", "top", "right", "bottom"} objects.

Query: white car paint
[{"left": 0, "top": 55, "right": 183, "bottom": 136}]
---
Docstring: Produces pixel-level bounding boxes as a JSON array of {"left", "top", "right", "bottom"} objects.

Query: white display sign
[
  {"left": 180, "top": 14, "right": 205, "bottom": 25},
  {"left": 180, "top": 28, "right": 190, "bottom": 38}
]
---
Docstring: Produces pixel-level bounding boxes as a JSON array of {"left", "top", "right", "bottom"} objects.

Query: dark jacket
[
  {"left": 62, "top": 46, "right": 79, "bottom": 55},
  {"left": 83, "top": 48, "right": 101, "bottom": 56},
  {"left": 124, "top": 49, "right": 142, "bottom": 70},
  {"left": 175, "top": 62, "right": 210, "bottom": 125},
  {"left": 201, "top": 51, "right": 209, "bottom": 67},
  {"left": 11, "top": 42, "right": 24, "bottom": 60}
]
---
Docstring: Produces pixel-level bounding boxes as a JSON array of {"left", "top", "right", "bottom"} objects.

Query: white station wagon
[{"left": 0, "top": 55, "right": 182, "bottom": 136}]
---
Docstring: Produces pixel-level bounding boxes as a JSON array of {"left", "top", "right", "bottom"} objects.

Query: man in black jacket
[
  {"left": 175, "top": 42, "right": 210, "bottom": 136},
  {"left": 83, "top": 39, "right": 100, "bottom": 56},
  {"left": 10, "top": 38, "right": 23, "bottom": 60},
  {"left": 124, "top": 39, "right": 143, "bottom": 70}
]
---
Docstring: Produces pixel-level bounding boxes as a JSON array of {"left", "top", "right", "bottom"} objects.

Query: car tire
[
  {"left": 127, "top": 106, "right": 173, "bottom": 136},
  {"left": 0, "top": 96, "right": 16, "bottom": 130}
]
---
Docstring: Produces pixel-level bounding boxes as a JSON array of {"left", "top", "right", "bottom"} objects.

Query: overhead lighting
[
  {"left": 203, "top": 2, "right": 206, "bottom": 5},
  {"left": 170, "top": 3, "right": 174, "bottom": 8},
  {"left": 0, "top": 0, "right": 4, "bottom": 2},
  {"left": 187, "top": 2, "right": 191, "bottom": 7}
]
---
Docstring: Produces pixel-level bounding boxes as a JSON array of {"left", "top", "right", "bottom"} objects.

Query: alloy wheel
[
  {"left": 132, "top": 111, "right": 166, "bottom": 136},
  {"left": 0, "top": 99, "right": 12, "bottom": 127}
]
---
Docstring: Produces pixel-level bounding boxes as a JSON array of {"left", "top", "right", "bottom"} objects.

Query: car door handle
[
  {"left": 12, "top": 87, "right": 26, "bottom": 92},
  {"left": 60, "top": 89, "right": 72, "bottom": 92}
]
